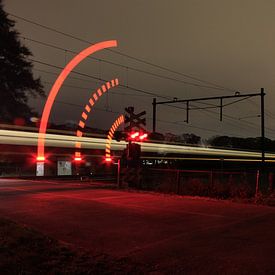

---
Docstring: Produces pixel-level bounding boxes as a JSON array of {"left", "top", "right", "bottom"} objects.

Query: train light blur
[{"left": 105, "top": 157, "right": 112, "bottom": 162}]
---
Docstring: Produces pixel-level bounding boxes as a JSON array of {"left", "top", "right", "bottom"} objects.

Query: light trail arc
[
  {"left": 105, "top": 115, "right": 125, "bottom": 161},
  {"left": 74, "top": 78, "right": 119, "bottom": 160},
  {"left": 37, "top": 40, "right": 117, "bottom": 161}
]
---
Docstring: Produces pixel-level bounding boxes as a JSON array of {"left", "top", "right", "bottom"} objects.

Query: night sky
[{"left": 5, "top": 0, "right": 275, "bottom": 139}]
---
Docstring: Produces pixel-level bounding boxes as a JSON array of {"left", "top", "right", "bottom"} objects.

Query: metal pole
[
  {"left": 261, "top": 88, "right": 265, "bottom": 166},
  {"left": 220, "top": 98, "right": 223, "bottom": 121},
  {"left": 186, "top": 101, "right": 189, "bottom": 123},
  {"left": 255, "top": 169, "right": 260, "bottom": 199},
  {"left": 260, "top": 88, "right": 265, "bottom": 190},
  {"left": 152, "top": 98, "right": 156, "bottom": 132},
  {"left": 176, "top": 170, "right": 180, "bottom": 194},
  {"left": 117, "top": 159, "right": 121, "bottom": 188}
]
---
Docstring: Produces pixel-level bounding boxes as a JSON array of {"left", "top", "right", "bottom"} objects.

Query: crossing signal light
[
  {"left": 130, "top": 132, "right": 139, "bottom": 140},
  {"left": 74, "top": 152, "right": 82, "bottom": 162},
  {"left": 139, "top": 133, "right": 148, "bottom": 140},
  {"left": 129, "top": 131, "right": 148, "bottom": 142}
]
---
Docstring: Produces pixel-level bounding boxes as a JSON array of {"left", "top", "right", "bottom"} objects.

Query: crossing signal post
[
  {"left": 121, "top": 107, "right": 147, "bottom": 187},
  {"left": 124, "top": 106, "right": 147, "bottom": 164}
]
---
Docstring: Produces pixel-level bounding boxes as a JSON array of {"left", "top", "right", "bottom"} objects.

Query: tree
[
  {"left": 181, "top": 133, "right": 201, "bottom": 145},
  {"left": 0, "top": 0, "right": 44, "bottom": 124}
]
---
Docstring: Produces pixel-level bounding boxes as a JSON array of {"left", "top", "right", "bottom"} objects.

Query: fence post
[
  {"left": 176, "top": 170, "right": 180, "bottom": 194},
  {"left": 209, "top": 170, "right": 213, "bottom": 195},
  {"left": 255, "top": 170, "right": 260, "bottom": 199},
  {"left": 268, "top": 172, "right": 273, "bottom": 193},
  {"left": 117, "top": 159, "right": 121, "bottom": 188}
]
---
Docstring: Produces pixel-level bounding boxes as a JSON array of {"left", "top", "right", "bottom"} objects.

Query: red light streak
[
  {"left": 89, "top": 98, "right": 95, "bottom": 106},
  {"left": 97, "top": 88, "right": 102, "bottom": 96},
  {"left": 74, "top": 78, "right": 120, "bottom": 159},
  {"left": 37, "top": 40, "right": 117, "bottom": 160},
  {"left": 82, "top": 112, "right": 88, "bottom": 120},
  {"left": 105, "top": 115, "right": 124, "bottom": 161},
  {"left": 85, "top": 105, "right": 91, "bottom": 112}
]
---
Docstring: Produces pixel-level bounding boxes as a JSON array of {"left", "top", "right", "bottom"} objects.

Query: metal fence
[{"left": 141, "top": 168, "right": 272, "bottom": 198}]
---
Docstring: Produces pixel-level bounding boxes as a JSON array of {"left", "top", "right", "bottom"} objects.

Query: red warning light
[
  {"left": 129, "top": 131, "right": 147, "bottom": 141},
  {"left": 74, "top": 151, "right": 82, "bottom": 162},
  {"left": 130, "top": 132, "right": 140, "bottom": 140},
  {"left": 139, "top": 133, "right": 148, "bottom": 140},
  {"left": 36, "top": 156, "right": 45, "bottom": 161},
  {"left": 105, "top": 157, "right": 112, "bottom": 162},
  {"left": 74, "top": 157, "right": 82, "bottom": 162}
]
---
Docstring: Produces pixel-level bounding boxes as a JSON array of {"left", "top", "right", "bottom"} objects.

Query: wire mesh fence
[{"left": 141, "top": 168, "right": 272, "bottom": 199}]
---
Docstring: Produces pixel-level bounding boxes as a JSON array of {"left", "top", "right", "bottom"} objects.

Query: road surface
[{"left": 0, "top": 178, "right": 275, "bottom": 274}]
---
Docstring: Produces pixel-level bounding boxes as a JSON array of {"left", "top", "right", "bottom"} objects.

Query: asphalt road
[{"left": 0, "top": 178, "right": 275, "bottom": 274}]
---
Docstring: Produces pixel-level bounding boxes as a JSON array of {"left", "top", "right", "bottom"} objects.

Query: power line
[
  {"left": 247, "top": 98, "right": 275, "bottom": 120},
  {"left": 159, "top": 97, "right": 275, "bottom": 135},
  {"left": 30, "top": 58, "right": 170, "bottom": 99},
  {"left": 21, "top": 36, "right": 231, "bottom": 92},
  {"left": 9, "top": 12, "right": 237, "bottom": 92},
  {"left": 37, "top": 92, "right": 275, "bottom": 138},
  {"left": 50, "top": 98, "right": 234, "bottom": 136},
  {"left": 42, "top": 80, "right": 153, "bottom": 97},
  {"left": 12, "top": 13, "right": 273, "bottom": 137},
  {"left": 37, "top": 66, "right": 258, "bottom": 134},
  {"left": 34, "top": 68, "right": 101, "bottom": 84}
]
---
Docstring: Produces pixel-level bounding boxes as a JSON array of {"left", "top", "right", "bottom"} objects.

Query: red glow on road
[{"left": 37, "top": 40, "right": 117, "bottom": 160}]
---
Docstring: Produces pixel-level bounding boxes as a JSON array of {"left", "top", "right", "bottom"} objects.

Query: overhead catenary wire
[
  {"left": 21, "top": 36, "right": 231, "bottom": 92},
  {"left": 36, "top": 64, "right": 258, "bottom": 133},
  {"left": 10, "top": 13, "right": 275, "bottom": 139},
  {"left": 50, "top": 98, "right": 242, "bottom": 137},
  {"left": 160, "top": 97, "right": 275, "bottom": 135},
  {"left": 36, "top": 59, "right": 275, "bottom": 135},
  {"left": 9, "top": 12, "right": 237, "bottom": 93},
  {"left": 30, "top": 58, "right": 171, "bottom": 100},
  {"left": 41, "top": 80, "right": 153, "bottom": 97}
]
